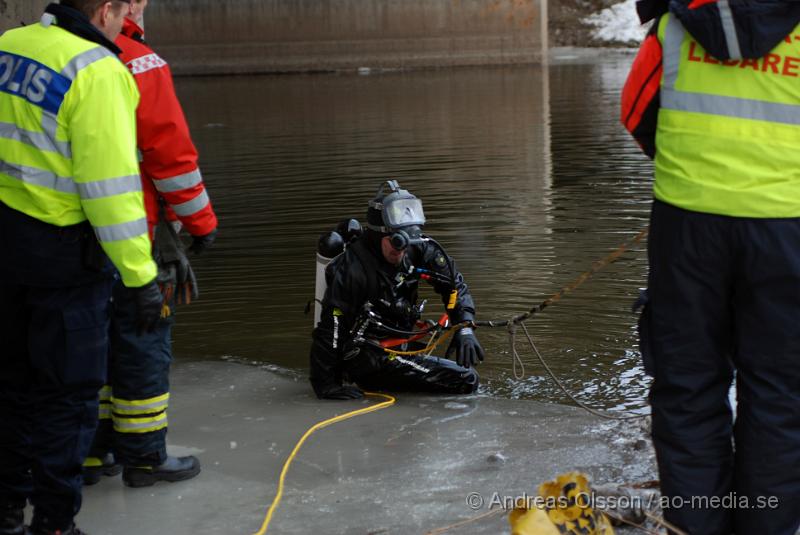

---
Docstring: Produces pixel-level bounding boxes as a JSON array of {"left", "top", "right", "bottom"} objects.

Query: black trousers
[
  {"left": 346, "top": 347, "right": 479, "bottom": 395},
  {"left": 646, "top": 200, "right": 800, "bottom": 535},
  {"left": 89, "top": 281, "right": 174, "bottom": 466},
  {"left": 0, "top": 203, "right": 111, "bottom": 531}
]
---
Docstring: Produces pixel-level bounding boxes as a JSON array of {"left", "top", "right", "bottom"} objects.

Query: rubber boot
[
  {"left": 122, "top": 456, "right": 201, "bottom": 488},
  {"left": 82, "top": 453, "right": 122, "bottom": 486},
  {"left": 0, "top": 503, "right": 24, "bottom": 535}
]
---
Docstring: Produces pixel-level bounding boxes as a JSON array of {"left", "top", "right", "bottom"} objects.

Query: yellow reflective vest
[
  {"left": 655, "top": 14, "right": 800, "bottom": 218},
  {"left": 0, "top": 15, "right": 156, "bottom": 287}
]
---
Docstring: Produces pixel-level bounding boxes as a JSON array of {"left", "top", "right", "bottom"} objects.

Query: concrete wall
[
  {"left": 0, "top": 1, "right": 49, "bottom": 34},
  {"left": 1, "top": 0, "right": 548, "bottom": 75},
  {"left": 147, "top": 0, "right": 548, "bottom": 74}
]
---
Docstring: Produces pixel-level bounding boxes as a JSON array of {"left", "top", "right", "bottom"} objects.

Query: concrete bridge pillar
[
  {"left": 145, "top": 0, "right": 549, "bottom": 75},
  {"left": 1, "top": 0, "right": 548, "bottom": 75},
  {"left": 0, "top": 1, "right": 49, "bottom": 33}
]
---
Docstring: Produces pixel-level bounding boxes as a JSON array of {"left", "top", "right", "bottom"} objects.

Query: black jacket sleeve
[{"left": 419, "top": 242, "right": 476, "bottom": 324}]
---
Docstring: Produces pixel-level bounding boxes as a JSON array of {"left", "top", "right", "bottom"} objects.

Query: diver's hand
[
  {"left": 446, "top": 327, "right": 485, "bottom": 368},
  {"left": 319, "top": 384, "right": 364, "bottom": 400}
]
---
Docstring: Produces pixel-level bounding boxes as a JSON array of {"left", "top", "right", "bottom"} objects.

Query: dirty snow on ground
[{"left": 584, "top": 0, "right": 648, "bottom": 45}]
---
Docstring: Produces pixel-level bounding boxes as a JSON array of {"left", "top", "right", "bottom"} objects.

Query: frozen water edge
[{"left": 77, "top": 359, "right": 658, "bottom": 534}]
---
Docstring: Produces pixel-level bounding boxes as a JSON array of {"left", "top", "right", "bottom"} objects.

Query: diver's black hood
[{"left": 636, "top": 0, "right": 800, "bottom": 60}]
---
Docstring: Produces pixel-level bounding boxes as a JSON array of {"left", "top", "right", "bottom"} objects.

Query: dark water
[{"left": 172, "top": 51, "right": 655, "bottom": 412}]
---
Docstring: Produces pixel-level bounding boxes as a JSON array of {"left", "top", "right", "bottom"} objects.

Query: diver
[{"left": 309, "top": 181, "right": 485, "bottom": 400}]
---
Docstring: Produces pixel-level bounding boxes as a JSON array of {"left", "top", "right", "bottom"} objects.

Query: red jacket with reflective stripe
[
  {"left": 115, "top": 18, "right": 218, "bottom": 238},
  {"left": 621, "top": 24, "right": 662, "bottom": 159}
]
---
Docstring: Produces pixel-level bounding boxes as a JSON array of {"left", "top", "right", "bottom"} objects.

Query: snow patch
[{"left": 584, "top": 0, "right": 648, "bottom": 44}]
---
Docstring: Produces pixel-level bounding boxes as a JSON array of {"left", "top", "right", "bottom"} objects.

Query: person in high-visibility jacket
[
  {"left": 622, "top": 1, "right": 800, "bottom": 534},
  {"left": 0, "top": 0, "right": 162, "bottom": 533},
  {"left": 83, "top": 0, "right": 218, "bottom": 489}
]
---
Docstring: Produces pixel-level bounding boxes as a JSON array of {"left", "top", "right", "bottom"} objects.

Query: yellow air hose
[{"left": 252, "top": 391, "right": 396, "bottom": 535}]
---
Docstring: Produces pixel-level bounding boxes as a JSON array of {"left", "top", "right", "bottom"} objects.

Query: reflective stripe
[
  {"left": 40, "top": 112, "right": 61, "bottom": 153},
  {"left": 94, "top": 218, "right": 148, "bottom": 243},
  {"left": 662, "top": 16, "right": 684, "bottom": 90},
  {"left": 172, "top": 189, "right": 209, "bottom": 217},
  {"left": 98, "top": 384, "right": 112, "bottom": 420},
  {"left": 0, "top": 121, "right": 71, "bottom": 157},
  {"left": 99, "top": 385, "right": 112, "bottom": 401},
  {"left": 113, "top": 412, "right": 168, "bottom": 434},
  {"left": 0, "top": 160, "right": 76, "bottom": 194},
  {"left": 112, "top": 393, "right": 169, "bottom": 415},
  {"left": 661, "top": 16, "right": 800, "bottom": 125},
  {"left": 41, "top": 113, "right": 58, "bottom": 134},
  {"left": 60, "top": 47, "right": 115, "bottom": 80},
  {"left": 83, "top": 457, "right": 102, "bottom": 468},
  {"left": 661, "top": 87, "right": 800, "bottom": 125},
  {"left": 40, "top": 13, "right": 55, "bottom": 28},
  {"left": 394, "top": 355, "right": 432, "bottom": 374},
  {"left": 126, "top": 52, "right": 167, "bottom": 75},
  {"left": 717, "top": 0, "right": 742, "bottom": 60},
  {"left": 76, "top": 174, "right": 141, "bottom": 200},
  {"left": 332, "top": 315, "right": 339, "bottom": 349},
  {"left": 153, "top": 169, "right": 202, "bottom": 193}
]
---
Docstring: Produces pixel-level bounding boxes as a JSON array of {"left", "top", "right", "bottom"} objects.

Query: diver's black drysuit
[{"left": 309, "top": 232, "right": 479, "bottom": 398}]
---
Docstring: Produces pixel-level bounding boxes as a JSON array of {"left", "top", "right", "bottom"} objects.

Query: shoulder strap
[{"left": 347, "top": 237, "right": 381, "bottom": 294}]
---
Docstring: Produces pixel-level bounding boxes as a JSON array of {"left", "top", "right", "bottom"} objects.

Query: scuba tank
[
  {"left": 313, "top": 219, "right": 362, "bottom": 327},
  {"left": 314, "top": 232, "right": 343, "bottom": 328}
]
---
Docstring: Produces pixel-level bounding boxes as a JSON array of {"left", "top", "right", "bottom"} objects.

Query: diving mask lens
[{"left": 383, "top": 198, "right": 425, "bottom": 229}]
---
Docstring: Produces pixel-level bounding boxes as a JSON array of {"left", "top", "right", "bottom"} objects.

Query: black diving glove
[
  {"left": 446, "top": 327, "right": 485, "bottom": 368},
  {"left": 318, "top": 384, "right": 364, "bottom": 400}
]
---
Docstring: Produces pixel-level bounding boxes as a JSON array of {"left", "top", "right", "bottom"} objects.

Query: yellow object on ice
[{"left": 509, "top": 472, "right": 615, "bottom": 535}]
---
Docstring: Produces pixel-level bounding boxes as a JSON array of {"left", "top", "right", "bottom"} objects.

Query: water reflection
[{"left": 173, "top": 53, "right": 654, "bottom": 410}]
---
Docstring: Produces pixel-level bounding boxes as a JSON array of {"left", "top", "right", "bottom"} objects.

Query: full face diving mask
[{"left": 366, "top": 180, "right": 426, "bottom": 251}]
